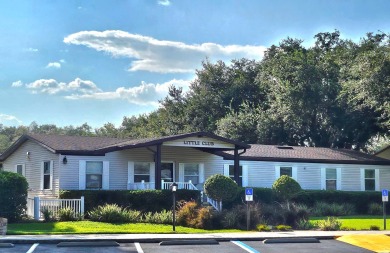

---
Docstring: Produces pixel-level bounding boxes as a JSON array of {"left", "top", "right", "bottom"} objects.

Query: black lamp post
[{"left": 171, "top": 182, "right": 178, "bottom": 232}]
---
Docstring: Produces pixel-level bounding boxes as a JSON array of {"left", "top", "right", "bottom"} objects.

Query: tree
[
  {"left": 272, "top": 175, "right": 301, "bottom": 210},
  {"left": 0, "top": 171, "right": 28, "bottom": 221},
  {"left": 204, "top": 174, "right": 238, "bottom": 203}
]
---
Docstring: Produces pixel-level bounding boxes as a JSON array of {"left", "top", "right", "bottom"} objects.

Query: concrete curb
[
  {"left": 57, "top": 241, "right": 120, "bottom": 247},
  {"left": 160, "top": 239, "right": 219, "bottom": 245},
  {"left": 263, "top": 238, "right": 320, "bottom": 244}
]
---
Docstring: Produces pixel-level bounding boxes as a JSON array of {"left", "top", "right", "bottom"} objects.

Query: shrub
[
  {"left": 341, "top": 226, "right": 356, "bottom": 231},
  {"left": 204, "top": 174, "right": 238, "bottom": 202},
  {"left": 176, "top": 201, "right": 221, "bottom": 229},
  {"left": 296, "top": 219, "right": 316, "bottom": 230},
  {"left": 316, "top": 217, "right": 342, "bottom": 231},
  {"left": 60, "top": 189, "right": 200, "bottom": 213},
  {"left": 41, "top": 207, "right": 55, "bottom": 222},
  {"left": 58, "top": 207, "right": 78, "bottom": 221},
  {"left": 222, "top": 203, "right": 263, "bottom": 230},
  {"left": 88, "top": 204, "right": 141, "bottom": 223},
  {"left": 143, "top": 210, "right": 172, "bottom": 224},
  {"left": 276, "top": 225, "right": 292, "bottom": 231},
  {"left": 272, "top": 175, "right": 301, "bottom": 210},
  {"left": 311, "top": 202, "right": 355, "bottom": 216},
  {"left": 195, "top": 206, "right": 215, "bottom": 229},
  {"left": 370, "top": 225, "right": 380, "bottom": 230},
  {"left": 368, "top": 203, "right": 382, "bottom": 215},
  {"left": 0, "top": 171, "right": 28, "bottom": 222},
  {"left": 257, "top": 224, "right": 271, "bottom": 231},
  {"left": 176, "top": 201, "right": 198, "bottom": 227}
]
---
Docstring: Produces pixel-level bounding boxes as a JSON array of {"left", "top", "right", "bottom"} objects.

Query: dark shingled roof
[{"left": 219, "top": 144, "right": 390, "bottom": 165}]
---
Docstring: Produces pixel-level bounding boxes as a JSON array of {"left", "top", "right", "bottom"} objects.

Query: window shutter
[
  {"left": 375, "top": 169, "right": 380, "bottom": 191},
  {"left": 336, "top": 168, "right": 342, "bottom": 190},
  {"left": 292, "top": 166, "right": 298, "bottom": 181},
  {"left": 199, "top": 163, "right": 205, "bottom": 183},
  {"left": 360, "top": 168, "right": 365, "bottom": 191},
  {"left": 40, "top": 162, "right": 44, "bottom": 190},
  {"left": 22, "top": 164, "right": 25, "bottom": 177},
  {"left": 79, "top": 160, "right": 86, "bottom": 190},
  {"left": 242, "top": 165, "right": 249, "bottom": 187},
  {"left": 223, "top": 164, "right": 230, "bottom": 177},
  {"left": 149, "top": 162, "right": 155, "bottom": 184},
  {"left": 275, "top": 166, "right": 280, "bottom": 180},
  {"left": 127, "top": 161, "right": 134, "bottom": 190},
  {"left": 179, "top": 163, "right": 184, "bottom": 182},
  {"left": 102, "top": 161, "right": 110, "bottom": 190},
  {"left": 320, "top": 168, "right": 326, "bottom": 190}
]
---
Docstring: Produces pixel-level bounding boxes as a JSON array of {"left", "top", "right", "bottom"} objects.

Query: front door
[{"left": 161, "top": 162, "right": 174, "bottom": 182}]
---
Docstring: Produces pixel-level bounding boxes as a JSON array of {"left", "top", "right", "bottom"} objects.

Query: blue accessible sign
[
  {"left": 383, "top": 189, "right": 388, "bottom": 202},
  {"left": 245, "top": 188, "right": 253, "bottom": 201}
]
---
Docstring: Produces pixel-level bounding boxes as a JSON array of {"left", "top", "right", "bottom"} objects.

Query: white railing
[
  {"left": 161, "top": 180, "right": 198, "bottom": 190},
  {"left": 128, "top": 181, "right": 155, "bottom": 190},
  {"left": 30, "top": 196, "right": 84, "bottom": 220},
  {"left": 206, "top": 196, "right": 222, "bottom": 212},
  {"left": 26, "top": 198, "right": 34, "bottom": 217}
]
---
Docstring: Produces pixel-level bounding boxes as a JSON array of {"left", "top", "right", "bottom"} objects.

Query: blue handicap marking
[
  {"left": 245, "top": 188, "right": 253, "bottom": 195},
  {"left": 383, "top": 189, "right": 388, "bottom": 197}
]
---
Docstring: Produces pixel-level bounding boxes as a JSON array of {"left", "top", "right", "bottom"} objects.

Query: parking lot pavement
[{"left": 0, "top": 240, "right": 376, "bottom": 253}]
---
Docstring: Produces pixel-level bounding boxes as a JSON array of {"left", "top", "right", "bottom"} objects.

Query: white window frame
[
  {"left": 15, "top": 164, "right": 25, "bottom": 177},
  {"left": 275, "top": 165, "right": 297, "bottom": 181},
  {"left": 321, "top": 168, "right": 341, "bottom": 190},
  {"left": 179, "top": 163, "right": 205, "bottom": 185},
  {"left": 127, "top": 161, "right": 155, "bottom": 189},
  {"left": 79, "top": 160, "right": 109, "bottom": 190},
  {"left": 360, "top": 168, "right": 379, "bottom": 191},
  {"left": 41, "top": 161, "right": 53, "bottom": 190}
]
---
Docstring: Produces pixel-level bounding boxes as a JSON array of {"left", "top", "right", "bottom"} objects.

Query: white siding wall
[{"left": 2, "top": 140, "right": 59, "bottom": 198}]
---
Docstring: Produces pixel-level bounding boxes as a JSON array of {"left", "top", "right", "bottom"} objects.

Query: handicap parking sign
[
  {"left": 245, "top": 188, "right": 253, "bottom": 201},
  {"left": 383, "top": 189, "right": 388, "bottom": 202}
]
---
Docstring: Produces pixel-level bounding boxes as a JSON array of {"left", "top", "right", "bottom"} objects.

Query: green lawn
[
  {"left": 7, "top": 221, "right": 242, "bottom": 235},
  {"left": 310, "top": 216, "right": 389, "bottom": 230}
]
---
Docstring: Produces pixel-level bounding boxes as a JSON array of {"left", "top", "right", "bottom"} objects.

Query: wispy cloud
[
  {"left": 46, "top": 62, "right": 61, "bottom": 69},
  {"left": 0, "top": 114, "right": 22, "bottom": 125},
  {"left": 158, "top": 0, "right": 171, "bottom": 6},
  {"left": 11, "top": 78, "right": 190, "bottom": 106},
  {"left": 24, "top": 48, "right": 38, "bottom": 52},
  {"left": 63, "top": 30, "right": 266, "bottom": 73}
]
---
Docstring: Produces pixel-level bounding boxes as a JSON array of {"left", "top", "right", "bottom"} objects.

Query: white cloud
[
  {"left": 11, "top": 78, "right": 190, "bottom": 106},
  {"left": 63, "top": 30, "right": 266, "bottom": 73},
  {"left": 46, "top": 62, "right": 61, "bottom": 69},
  {"left": 11, "top": 80, "right": 23, "bottom": 87},
  {"left": 65, "top": 79, "right": 190, "bottom": 106},
  {"left": 158, "top": 0, "right": 171, "bottom": 6},
  {"left": 0, "top": 114, "right": 22, "bottom": 125},
  {"left": 14, "top": 78, "right": 102, "bottom": 95}
]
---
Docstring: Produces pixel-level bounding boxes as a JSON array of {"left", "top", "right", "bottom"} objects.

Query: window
[
  {"left": 364, "top": 169, "right": 376, "bottom": 191},
  {"left": 326, "top": 168, "right": 337, "bottom": 190},
  {"left": 16, "top": 164, "right": 24, "bottom": 176},
  {"left": 228, "top": 165, "right": 242, "bottom": 185},
  {"left": 43, "top": 161, "right": 51, "bottom": 190},
  {"left": 280, "top": 167, "right": 292, "bottom": 177},
  {"left": 86, "top": 161, "right": 103, "bottom": 189},
  {"left": 184, "top": 163, "right": 199, "bottom": 184},
  {"left": 134, "top": 162, "right": 150, "bottom": 182}
]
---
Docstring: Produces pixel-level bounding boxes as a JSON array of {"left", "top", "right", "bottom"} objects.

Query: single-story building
[{"left": 0, "top": 132, "right": 389, "bottom": 199}]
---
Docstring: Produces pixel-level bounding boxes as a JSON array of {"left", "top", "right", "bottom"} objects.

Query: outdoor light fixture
[
  {"left": 171, "top": 182, "right": 178, "bottom": 232},
  {"left": 26, "top": 152, "right": 30, "bottom": 159},
  {"left": 63, "top": 156, "right": 68, "bottom": 164}
]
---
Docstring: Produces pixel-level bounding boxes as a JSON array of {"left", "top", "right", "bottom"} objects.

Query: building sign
[{"left": 183, "top": 140, "right": 215, "bottom": 146}]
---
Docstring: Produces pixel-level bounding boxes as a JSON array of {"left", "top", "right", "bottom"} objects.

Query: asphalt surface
[{"left": 0, "top": 240, "right": 375, "bottom": 253}]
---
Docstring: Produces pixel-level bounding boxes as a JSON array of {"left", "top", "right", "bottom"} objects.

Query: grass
[
  {"left": 7, "top": 221, "right": 242, "bottom": 235},
  {"left": 310, "top": 216, "right": 390, "bottom": 230}
]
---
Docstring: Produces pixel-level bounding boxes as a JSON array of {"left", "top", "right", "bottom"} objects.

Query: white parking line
[
  {"left": 135, "top": 242, "right": 144, "bottom": 253},
  {"left": 231, "top": 241, "right": 260, "bottom": 253},
  {"left": 26, "top": 243, "right": 39, "bottom": 253}
]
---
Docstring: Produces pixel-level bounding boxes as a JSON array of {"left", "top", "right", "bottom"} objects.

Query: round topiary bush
[
  {"left": 204, "top": 174, "right": 238, "bottom": 202},
  {"left": 272, "top": 175, "right": 301, "bottom": 210},
  {"left": 0, "top": 171, "right": 28, "bottom": 222}
]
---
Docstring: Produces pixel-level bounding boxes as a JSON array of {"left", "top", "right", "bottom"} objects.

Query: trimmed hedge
[
  {"left": 60, "top": 189, "right": 200, "bottom": 213},
  {"left": 0, "top": 171, "right": 28, "bottom": 222}
]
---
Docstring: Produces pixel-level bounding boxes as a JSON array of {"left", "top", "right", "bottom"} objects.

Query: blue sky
[{"left": 1, "top": 0, "right": 389, "bottom": 128}]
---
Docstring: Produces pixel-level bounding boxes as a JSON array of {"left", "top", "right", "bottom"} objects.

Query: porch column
[
  {"left": 234, "top": 145, "right": 241, "bottom": 187},
  {"left": 155, "top": 144, "right": 162, "bottom": 189}
]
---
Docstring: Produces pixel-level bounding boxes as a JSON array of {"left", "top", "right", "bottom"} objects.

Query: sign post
[
  {"left": 382, "top": 189, "right": 388, "bottom": 230},
  {"left": 245, "top": 188, "right": 253, "bottom": 231}
]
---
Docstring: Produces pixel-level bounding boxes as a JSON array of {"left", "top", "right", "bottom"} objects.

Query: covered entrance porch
[{"left": 124, "top": 132, "right": 250, "bottom": 190}]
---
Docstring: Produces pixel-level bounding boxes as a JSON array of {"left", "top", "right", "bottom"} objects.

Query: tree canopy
[{"left": 0, "top": 31, "right": 388, "bottom": 154}]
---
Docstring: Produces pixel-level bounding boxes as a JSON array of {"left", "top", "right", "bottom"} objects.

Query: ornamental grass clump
[
  {"left": 143, "top": 210, "right": 172, "bottom": 224},
  {"left": 316, "top": 217, "right": 342, "bottom": 231},
  {"left": 88, "top": 204, "right": 141, "bottom": 223}
]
